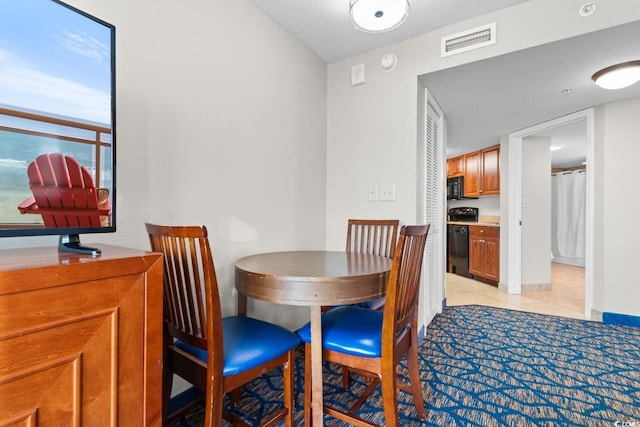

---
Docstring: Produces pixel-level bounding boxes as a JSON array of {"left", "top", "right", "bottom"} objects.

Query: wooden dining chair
[
  {"left": 336, "top": 219, "right": 400, "bottom": 388},
  {"left": 346, "top": 219, "right": 399, "bottom": 259},
  {"left": 323, "top": 219, "right": 399, "bottom": 313},
  {"left": 298, "top": 224, "right": 430, "bottom": 427},
  {"left": 145, "top": 223, "right": 301, "bottom": 427},
  {"left": 346, "top": 219, "right": 399, "bottom": 310}
]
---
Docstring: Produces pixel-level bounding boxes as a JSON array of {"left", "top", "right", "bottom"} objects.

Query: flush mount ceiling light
[
  {"left": 592, "top": 60, "right": 640, "bottom": 90},
  {"left": 349, "top": 0, "right": 409, "bottom": 33}
]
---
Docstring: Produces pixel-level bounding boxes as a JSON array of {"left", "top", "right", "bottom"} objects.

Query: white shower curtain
[{"left": 551, "top": 170, "right": 586, "bottom": 266}]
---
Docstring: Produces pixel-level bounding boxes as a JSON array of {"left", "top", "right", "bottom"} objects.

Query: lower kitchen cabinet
[{"left": 469, "top": 225, "right": 500, "bottom": 284}]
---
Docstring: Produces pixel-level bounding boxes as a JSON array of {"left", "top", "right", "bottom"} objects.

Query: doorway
[{"left": 507, "top": 109, "right": 593, "bottom": 318}]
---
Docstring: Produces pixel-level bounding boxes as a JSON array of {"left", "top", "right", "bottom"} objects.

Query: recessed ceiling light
[
  {"left": 550, "top": 145, "right": 563, "bottom": 151},
  {"left": 579, "top": 3, "right": 596, "bottom": 17}
]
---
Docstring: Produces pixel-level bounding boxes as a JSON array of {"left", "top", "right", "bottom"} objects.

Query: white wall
[
  {"left": 521, "top": 136, "right": 551, "bottom": 287},
  {"left": 593, "top": 97, "right": 640, "bottom": 317},
  {"left": 325, "top": 0, "right": 640, "bottom": 316},
  {"left": 4, "top": 0, "right": 640, "bottom": 326},
  {"left": 0, "top": 0, "right": 328, "bottom": 330}
]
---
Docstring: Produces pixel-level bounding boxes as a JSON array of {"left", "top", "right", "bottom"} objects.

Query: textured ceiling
[
  {"left": 421, "top": 20, "right": 640, "bottom": 165},
  {"left": 249, "top": 1, "right": 640, "bottom": 167},
  {"left": 249, "top": 0, "right": 529, "bottom": 63}
]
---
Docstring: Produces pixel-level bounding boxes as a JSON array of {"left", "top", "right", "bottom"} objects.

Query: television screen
[{"left": 0, "top": 0, "right": 115, "bottom": 252}]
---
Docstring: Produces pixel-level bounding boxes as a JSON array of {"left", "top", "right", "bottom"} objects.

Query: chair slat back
[
  {"left": 382, "top": 224, "right": 430, "bottom": 341},
  {"left": 145, "top": 224, "right": 223, "bottom": 357},
  {"left": 346, "top": 219, "right": 400, "bottom": 259}
]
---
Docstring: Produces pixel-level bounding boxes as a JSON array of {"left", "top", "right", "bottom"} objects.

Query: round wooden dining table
[{"left": 235, "top": 250, "right": 391, "bottom": 426}]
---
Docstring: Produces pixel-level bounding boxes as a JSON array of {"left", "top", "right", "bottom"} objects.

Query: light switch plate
[
  {"left": 368, "top": 185, "right": 379, "bottom": 201},
  {"left": 380, "top": 184, "right": 395, "bottom": 201}
]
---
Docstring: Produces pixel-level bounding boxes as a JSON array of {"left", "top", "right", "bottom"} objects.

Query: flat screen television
[{"left": 0, "top": 0, "right": 115, "bottom": 255}]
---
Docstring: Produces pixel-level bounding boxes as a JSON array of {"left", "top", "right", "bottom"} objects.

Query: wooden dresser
[{"left": 0, "top": 245, "right": 163, "bottom": 426}]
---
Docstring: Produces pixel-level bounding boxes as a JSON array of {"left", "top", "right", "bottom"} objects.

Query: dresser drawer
[{"left": 468, "top": 225, "right": 499, "bottom": 238}]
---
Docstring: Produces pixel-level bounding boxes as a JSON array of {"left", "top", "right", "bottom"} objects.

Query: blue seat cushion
[
  {"left": 174, "top": 316, "right": 301, "bottom": 377},
  {"left": 297, "top": 306, "right": 383, "bottom": 358}
]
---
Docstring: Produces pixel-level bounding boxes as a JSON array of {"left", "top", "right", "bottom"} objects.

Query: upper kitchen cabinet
[
  {"left": 464, "top": 144, "right": 500, "bottom": 197},
  {"left": 446, "top": 155, "right": 465, "bottom": 178}
]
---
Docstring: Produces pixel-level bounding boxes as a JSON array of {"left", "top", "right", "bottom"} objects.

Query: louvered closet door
[{"left": 422, "top": 93, "right": 445, "bottom": 325}]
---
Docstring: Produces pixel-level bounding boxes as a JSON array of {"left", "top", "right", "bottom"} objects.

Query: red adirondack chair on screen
[{"left": 17, "top": 153, "right": 111, "bottom": 228}]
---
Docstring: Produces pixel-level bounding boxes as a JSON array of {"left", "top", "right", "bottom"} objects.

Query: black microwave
[{"left": 447, "top": 176, "right": 476, "bottom": 200}]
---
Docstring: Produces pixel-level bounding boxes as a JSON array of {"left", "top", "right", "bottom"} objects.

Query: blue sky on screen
[{"left": 0, "top": 0, "right": 112, "bottom": 125}]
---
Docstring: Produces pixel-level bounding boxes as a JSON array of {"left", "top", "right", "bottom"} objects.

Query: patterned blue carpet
[{"left": 169, "top": 305, "right": 640, "bottom": 426}]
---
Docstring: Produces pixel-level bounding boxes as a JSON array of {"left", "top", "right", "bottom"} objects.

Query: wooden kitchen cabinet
[
  {"left": 469, "top": 225, "right": 500, "bottom": 284},
  {"left": 447, "top": 155, "right": 465, "bottom": 178},
  {"left": 464, "top": 144, "right": 500, "bottom": 197},
  {"left": 0, "top": 245, "right": 164, "bottom": 426}
]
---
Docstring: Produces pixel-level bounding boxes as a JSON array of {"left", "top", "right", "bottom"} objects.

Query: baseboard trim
[
  {"left": 590, "top": 308, "right": 603, "bottom": 322},
  {"left": 499, "top": 282, "right": 552, "bottom": 292},
  {"left": 602, "top": 312, "right": 640, "bottom": 328},
  {"left": 521, "top": 282, "right": 552, "bottom": 292}
]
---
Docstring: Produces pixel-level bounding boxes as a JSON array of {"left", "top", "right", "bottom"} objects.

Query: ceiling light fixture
[
  {"left": 578, "top": 2, "right": 596, "bottom": 17},
  {"left": 592, "top": 60, "right": 640, "bottom": 90},
  {"left": 349, "top": 0, "right": 409, "bottom": 33}
]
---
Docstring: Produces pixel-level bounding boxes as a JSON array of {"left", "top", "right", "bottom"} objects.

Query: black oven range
[{"left": 447, "top": 207, "right": 479, "bottom": 278}]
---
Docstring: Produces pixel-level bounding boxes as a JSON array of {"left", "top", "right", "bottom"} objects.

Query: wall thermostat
[{"left": 351, "top": 63, "right": 366, "bottom": 86}]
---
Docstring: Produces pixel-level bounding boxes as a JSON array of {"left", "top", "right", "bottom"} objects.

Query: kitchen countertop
[
  {"left": 448, "top": 221, "right": 500, "bottom": 227},
  {"left": 448, "top": 215, "right": 500, "bottom": 227}
]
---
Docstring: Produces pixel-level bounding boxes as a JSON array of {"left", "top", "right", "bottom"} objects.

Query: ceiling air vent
[{"left": 441, "top": 23, "right": 496, "bottom": 58}]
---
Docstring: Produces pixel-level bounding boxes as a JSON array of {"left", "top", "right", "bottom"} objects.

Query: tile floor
[{"left": 446, "top": 262, "right": 586, "bottom": 320}]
